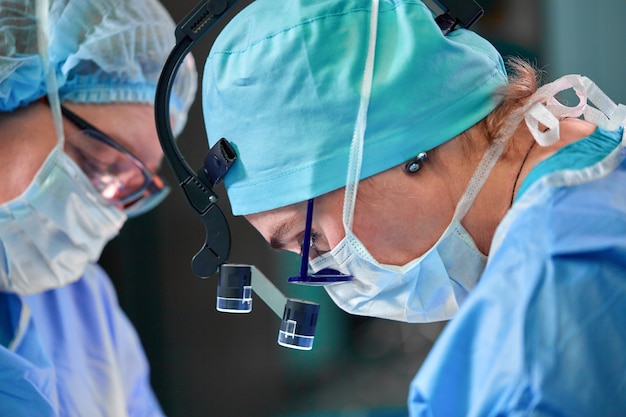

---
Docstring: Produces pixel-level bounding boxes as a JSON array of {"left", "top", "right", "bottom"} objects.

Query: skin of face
[
  {"left": 245, "top": 118, "right": 597, "bottom": 267},
  {"left": 0, "top": 100, "right": 162, "bottom": 205},
  {"left": 246, "top": 136, "right": 476, "bottom": 266}
]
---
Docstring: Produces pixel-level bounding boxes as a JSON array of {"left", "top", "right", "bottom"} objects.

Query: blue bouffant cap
[
  {"left": 203, "top": 0, "right": 507, "bottom": 215},
  {"left": 0, "top": 0, "right": 197, "bottom": 136}
]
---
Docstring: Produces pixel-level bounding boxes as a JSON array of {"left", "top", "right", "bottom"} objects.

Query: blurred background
[{"left": 100, "top": 0, "right": 626, "bottom": 416}]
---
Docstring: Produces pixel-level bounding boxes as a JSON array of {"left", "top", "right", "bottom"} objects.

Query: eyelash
[{"left": 299, "top": 232, "right": 320, "bottom": 257}]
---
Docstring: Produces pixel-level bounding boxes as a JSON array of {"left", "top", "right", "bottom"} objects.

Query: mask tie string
[
  {"left": 524, "top": 74, "right": 626, "bottom": 147},
  {"left": 36, "top": 0, "right": 64, "bottom": 147},
  {"left": 451, "top": 137, "right": 510, "bottom": 224},
  {"left": 451, "top": 73, "right": 626, "bottom": 225},
  {"left": 343, "top": 0, "right": 379, "bottom": 232}
]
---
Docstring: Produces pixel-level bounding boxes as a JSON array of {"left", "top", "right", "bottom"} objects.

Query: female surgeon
[
  {"left": 200, "top": 0, "right": 626, "bottom": 415},
  {"left": 0, "top": 0, "right": 196, "bottom": 415}
]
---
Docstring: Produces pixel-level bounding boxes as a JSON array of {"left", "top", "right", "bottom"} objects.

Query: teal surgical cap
[
  {"left": 203, "top": 0, "right": 507, "bottom": 215},
  {"left": 0, "top": 0, "right": 196, "bottom": 136}
]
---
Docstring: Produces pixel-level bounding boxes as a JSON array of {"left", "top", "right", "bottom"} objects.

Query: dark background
[{"left": 100, "top": 1, "right": 625, "bottom": 416}]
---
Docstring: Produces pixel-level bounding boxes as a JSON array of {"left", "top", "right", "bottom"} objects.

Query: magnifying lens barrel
[
  {"left": 216, "top": 264, "right": 252, "bottom": 313},
  {"left": 278, "top": 299, "right": 320, "bottom": 351},
  {"left": 217, "top": 265, "right": 321, "bottom": 350}
]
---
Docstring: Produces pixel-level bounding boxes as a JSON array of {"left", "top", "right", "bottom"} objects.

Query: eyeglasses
[
  {"left": 60, "top": 104, "right": 170, "bottom": 217},
  {"left": 288, "top": 199, "right": 352, "bottom": 285}
]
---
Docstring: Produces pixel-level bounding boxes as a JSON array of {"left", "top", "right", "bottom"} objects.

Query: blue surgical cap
[
  {"left": 0, "top": 0, "right": 196, "bottom": 136},
  {"left": 203, "top": 0, "right": 507, "bottom": 215}
]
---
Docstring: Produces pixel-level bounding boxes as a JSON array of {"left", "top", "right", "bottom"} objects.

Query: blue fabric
[
  {"left": 0, "top": 0, "right": 197, "bottom": 136},
  {"left": 408, "top": 128, "right": 626, "bottom": 416},
  {"left": 203, "top": 0, "right": 507, "bottom": 215},
  {"left": 0, "top": 263, "right": 164, "bottom": 417}
]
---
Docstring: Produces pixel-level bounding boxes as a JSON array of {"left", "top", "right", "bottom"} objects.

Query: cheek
[
  {"left": 350, "top": 201, "right": 427, "bottom": 265},
  {"left": 313, "top": 189, "right": 346, "bottom": 251},
  {"left": 312, "top": 214, "right": 345, "bottom": 253},
  {"left": 324, "top": 225, "right": 346, "bottom": 249},
  {"left": 352, "top": 213, "right": 388, "bottom": 253}
]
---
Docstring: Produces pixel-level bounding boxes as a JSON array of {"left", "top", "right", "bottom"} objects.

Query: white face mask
[
  {"left": 0, "top": 145, "right": 126, "bottom": 295},
  {"left": 310, "top": 219, "right": 487, "bottom": 322}
]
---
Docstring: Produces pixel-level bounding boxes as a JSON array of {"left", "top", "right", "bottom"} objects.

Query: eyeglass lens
[
  {"left": 60, "top": 105, "right": 169, "bottom": 216},
  {"left": 65, "top": 130, "right": 151, "bottom": 204}
]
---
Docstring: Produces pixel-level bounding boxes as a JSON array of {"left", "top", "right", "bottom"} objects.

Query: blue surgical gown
[
  {"left": 409, "top": 126, "right": 626, "bottom": 416},
  {"left": 0, "top": 263, "right": 164, "bottom": 416}
]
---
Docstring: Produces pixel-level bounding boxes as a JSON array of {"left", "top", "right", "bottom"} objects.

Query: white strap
[
  {"left": 605, "top": 104, "right": 626, "bottom": 131},
  {"left": 7, "top": 300, "right": 31, "bottom": 352},
  {"left": 36, "top": 0, "right": 65, "bottom": 146},
  {"left": 525, "top": 74, "right": 625, "bottom": 146},
  {"left": 343, "top": 0, "right": 379, "bottom": 230},
  {"left": 452, "top": 136, "right": 509, "bottom": 222}
]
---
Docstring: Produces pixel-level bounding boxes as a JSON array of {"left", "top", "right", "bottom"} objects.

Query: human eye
[
  {"left": 299, "top": 232, "right": 328, "bottom": 259},
  {"left": 298, "top": 231, "right": 314, "bottom": 257}
]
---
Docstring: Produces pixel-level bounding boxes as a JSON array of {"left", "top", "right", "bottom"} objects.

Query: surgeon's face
[
  {"left": 63, "top": 102, "right": 164, "bottom": 174},
  {"left": 0, "top": 101, "right": 164, "bottom": 206},
  {"left": 62, "top": 102, "right": 168, "bottom": 212},
  {"left": 246, "top": 189, "right": 345, "bottom": 259},
  {"left": 246, "top": 160, "right": 457, "bottom": 266}
]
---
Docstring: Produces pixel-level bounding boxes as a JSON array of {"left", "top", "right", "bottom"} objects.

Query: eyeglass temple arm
[{"left": 155, "top": 0, "right": 241, "bottom": 278}]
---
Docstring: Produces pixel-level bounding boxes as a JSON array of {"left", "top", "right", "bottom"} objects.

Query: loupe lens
[
  {"left": 217, "top": 265, "right": 252, "bottom": 313},
  {"left": 278, "top": 299, "right": 320, "bottom": 350}
]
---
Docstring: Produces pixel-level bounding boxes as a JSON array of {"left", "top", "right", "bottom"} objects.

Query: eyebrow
[{"left": 268, "top": 214, "right": 301, "bottom": 251}]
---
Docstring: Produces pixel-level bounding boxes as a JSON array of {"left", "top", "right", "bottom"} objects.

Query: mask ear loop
[
  {"left": 451, "top": 95, "right": 533, "bottom": 224},
  {"left": 452, "top": 136, "right": 510, "bottom": 223},
  {"left": 36, "top": 0, "right": 64, "bottom": 147},
  {"left": 343, "top": 0, "right": 379, "bottom": 232}
]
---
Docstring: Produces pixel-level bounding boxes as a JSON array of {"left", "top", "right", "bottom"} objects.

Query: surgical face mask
[
  {"left": 310, "top": 217, "right": 487, "bottom": 323},
  {"left": 0, "top": 145, "right": 126, "bottom": 295}
]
